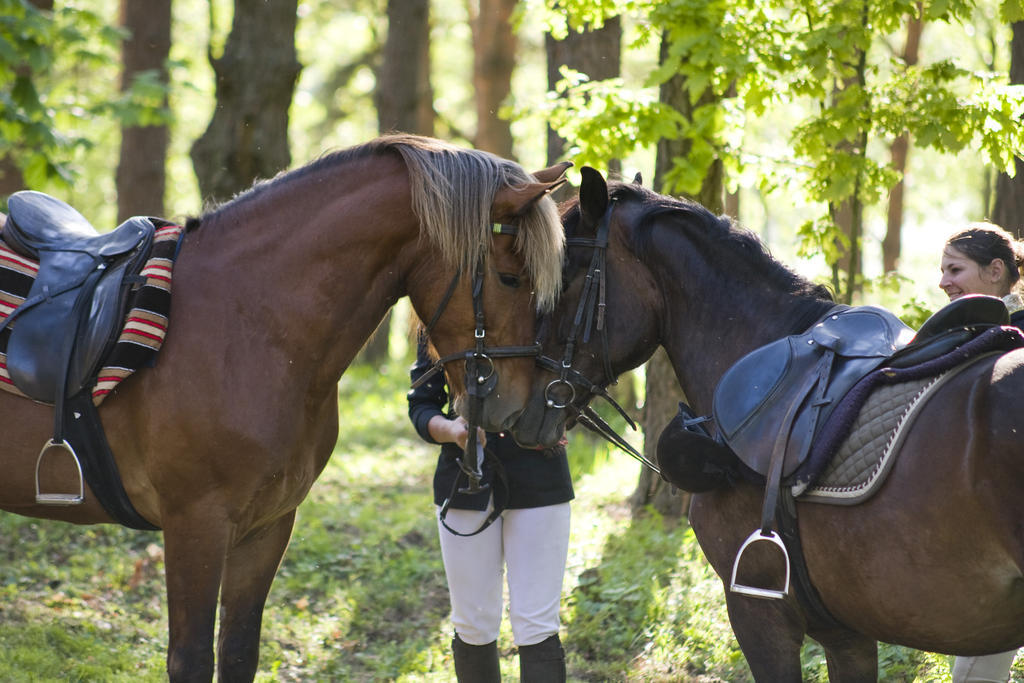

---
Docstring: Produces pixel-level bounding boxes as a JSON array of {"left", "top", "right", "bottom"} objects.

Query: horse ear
[
  {"left": 490, "top": 170, "right": 571, "bottom": 223},
  {"left": 531, "top": 160, "right": 573, "bottom": 184},
  {"left": 633, "top": 172, "right": 643, "bottom": 186},
  {"left": 579, "top": 166, "right": 608, "bottom": 231}
]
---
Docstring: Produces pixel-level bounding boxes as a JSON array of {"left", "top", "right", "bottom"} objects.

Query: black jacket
[
  {"left": 1011, "top": 308, "right": 1024, "bottom": 329},
  {"left": 408, "top": 341, "right": 574, "bottom": 511}
]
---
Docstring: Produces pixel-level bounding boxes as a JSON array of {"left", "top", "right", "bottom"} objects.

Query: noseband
[
  {"left": 536, "top": 199, "right": 660, "bottom": 473},
  {"left": 411, "top": 223, "right": 541, "bottom": 534}
]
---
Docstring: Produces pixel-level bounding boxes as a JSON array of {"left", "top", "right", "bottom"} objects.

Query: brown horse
[
  {"left": 0, "top": 134, "right": 567, "bottom": 682},
  {"left": 514, "top": 167, "right": 1024, "bottom": 681}
]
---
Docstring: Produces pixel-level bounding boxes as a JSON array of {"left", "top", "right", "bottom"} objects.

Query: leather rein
[
  {"left": 535, "top": 199, "right": 660, "bottom": 474},
  {"left": 411, "top": 223, "right": 541, "bottom": 536}
]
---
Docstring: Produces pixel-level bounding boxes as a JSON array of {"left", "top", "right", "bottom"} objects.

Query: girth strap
[
  {"left": 776, "top": 487, "right": 844, "bottom": 630},
  {"left": 64, "top": 392, "right": 159, "bottom": 530}
]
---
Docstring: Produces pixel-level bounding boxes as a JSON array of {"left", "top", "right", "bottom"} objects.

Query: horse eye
[{"left": 498, "top": 273, "right": 521, "bottom": 288}]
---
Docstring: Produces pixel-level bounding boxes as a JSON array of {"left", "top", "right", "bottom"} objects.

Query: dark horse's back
[{"left": 691, "top": 346, "right": 1024, "bottom": 656}]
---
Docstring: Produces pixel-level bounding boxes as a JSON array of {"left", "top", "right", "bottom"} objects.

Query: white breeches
[
  {"left": 952, "top": 651, "right": 1017, "bottom": 683},
  {"left": 436, "top": 502, "right": 571, "bottom": 647}
]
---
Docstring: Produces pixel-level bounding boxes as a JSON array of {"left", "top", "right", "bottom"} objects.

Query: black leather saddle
[
  {"left": 3, "top": 190, "right": 155, "bottom": 404},
  {"left": 713, "top": 305, "right": 914, "bottom": 478},
  {"left": 2, "top": 191, "right": 155, "bottom": 508},
  {"left": 888, "top": 294, "right": 1009, "bottom": 368},
  {"left": 712, "top": 296, "right": 1010, "bottom": 479}
]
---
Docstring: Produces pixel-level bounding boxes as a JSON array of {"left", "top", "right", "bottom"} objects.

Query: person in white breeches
[
  {"left": 409, "top": 338, "right": 574, "bottom": 682},
  {"left": 437, "top": 502, "right": 571, "bottom": 648}
]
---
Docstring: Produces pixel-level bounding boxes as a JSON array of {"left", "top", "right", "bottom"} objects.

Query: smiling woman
[
  {"left": 939, "top": 222, "right": 1024, "bottom": 328},
  {"left": 938, "top": 221, "right": 1024, "bottom": 683}
]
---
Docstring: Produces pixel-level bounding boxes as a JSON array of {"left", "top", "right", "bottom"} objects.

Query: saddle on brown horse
[
  {"left": 4, "top": 191, "right": 156, "bottom": 404},
  {"left": 2, "top": 191, "right": 158, "bottom": 525}
]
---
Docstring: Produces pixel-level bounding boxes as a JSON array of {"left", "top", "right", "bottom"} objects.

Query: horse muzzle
[{"left": 506, "top": 395, "right": 570, "bottom": 449}]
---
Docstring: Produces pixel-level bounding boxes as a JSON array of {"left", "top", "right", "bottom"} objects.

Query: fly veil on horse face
[
  {"left": 0, "top": 134, "right": 570, "bottom": 682},
  {"left": 517, "top": 166, "right": 1024, "bottom": 681}
]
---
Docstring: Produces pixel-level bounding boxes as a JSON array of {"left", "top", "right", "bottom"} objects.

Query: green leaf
[{"left": 1001, "top": 0, "right": 1024, "bottom": 23}]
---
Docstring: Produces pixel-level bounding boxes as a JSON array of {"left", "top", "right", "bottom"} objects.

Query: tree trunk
[
  {"left": 362, "top": 0, "right": 434, "bottom": 366},
  {"left": 883, "top": 13, "right": 923, "bottom": 273},
  {"left": 831, "top": 36, "right": 869, "bottom": 304},
  {"left": 992, "top": 21, "right": 1024, "bottom": 238},
  {"left": 376, "top": 0, "right": 433, "bottom": 136},
  {"left": 884, "top": 134, "right": 908, "bottom": 274},
  {"left": 629, "top": 349, "right": 685, "bottom": 516},
  {"left": 0, "top": 157, "right": 23, "bottom": 198},
  {"left": 631, "top": 33, "right": 725, "bottom": 519},
  {"left": 471, "top": 0, "right": 517, "bottom": 157},
  {"left": 116, "top": 0, "right": 171, "bottom": 221},
  {"left": 190, "top": 0, "right": 301, "bottom": 203},
  {"left": 545, "top": 17, "right": 622, "bottom": 170},
  {"left": 832, "top": 193, "right": 863, "bottom": 304}
]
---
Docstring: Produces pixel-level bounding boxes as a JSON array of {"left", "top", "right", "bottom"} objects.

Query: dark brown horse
[
  {"left": 514, "top": 167, "right": 1024, "bottom": 681},
  {"left": 0, "top": 134, "right": 568, "bottom": 682}
]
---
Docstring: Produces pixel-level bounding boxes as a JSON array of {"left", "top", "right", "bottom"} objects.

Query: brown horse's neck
[{"left": 173, "top": 155, "right": 420, "bottom": 392}]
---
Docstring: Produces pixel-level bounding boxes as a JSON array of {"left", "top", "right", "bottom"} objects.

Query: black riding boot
[
  {"left": 451, "top": 633, "right": 500, "bottom": 683},
  {"left": 518, "top": 634, "right": 566, "bottom": 683}
]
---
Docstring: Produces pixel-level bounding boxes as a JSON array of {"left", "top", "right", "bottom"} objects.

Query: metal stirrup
[
  {"left": 35, "top": 438, "right": 85, "bottom": 505},
  {"left": 729, "top": 529, "right": 791, "bottom": 600}
]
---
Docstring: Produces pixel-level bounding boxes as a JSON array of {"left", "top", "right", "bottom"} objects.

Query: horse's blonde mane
[
  {"left": 198, "top": 134, "right": 564, "bottom": 310},
  {"left": 375, "top": 134, "right": 564, "bottom": 311}
]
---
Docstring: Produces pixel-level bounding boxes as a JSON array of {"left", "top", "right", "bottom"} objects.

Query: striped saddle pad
[{"left": 0, "top": 221, "right": 182, "bottom": 405}]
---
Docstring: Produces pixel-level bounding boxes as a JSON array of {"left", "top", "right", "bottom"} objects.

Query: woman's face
[{"left": 939, "top": 246, "right": 1008, "bottom": 300}]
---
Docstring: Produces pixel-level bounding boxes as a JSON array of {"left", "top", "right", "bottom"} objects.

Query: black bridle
[
  {"left": 535, "top": 199, "right": 660, "bottom": 474},
  {"left": 411, "top": 223, "right": 541, "bottom": 535}
]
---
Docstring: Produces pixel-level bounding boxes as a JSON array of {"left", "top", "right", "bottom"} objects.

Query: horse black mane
[
  {"left": 562, "top": 179, "right": 835, "bottom": 333},
  {"left": 614, "top": 181, "right": 832, "bottom": 297}
]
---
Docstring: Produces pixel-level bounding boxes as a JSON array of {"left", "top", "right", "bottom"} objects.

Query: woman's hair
[{"left": 946, "top": 222, "right": 1024, "bottom": 288}]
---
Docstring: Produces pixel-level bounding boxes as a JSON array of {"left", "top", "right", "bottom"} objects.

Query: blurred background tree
[{"left": 116, "top": 0, "right": 171, "bottom": 221}]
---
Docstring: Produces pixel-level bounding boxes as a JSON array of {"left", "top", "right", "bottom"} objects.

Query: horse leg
[
  {"left": 216, "top": 510, "right": 296, "bottom": 682},
  {"left": 724, "top": 592, "right": 807, "bottom": 682},
  {"left": 162, "top": 513, "right": 231, "bottom": 682},
  {"left": 815, "top": 628, "right": 878, "bottom": 682}
]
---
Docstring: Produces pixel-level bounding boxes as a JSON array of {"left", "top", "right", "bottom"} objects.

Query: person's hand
[{"left": 427, "top": 415, "right": 486, "bottom": 450}]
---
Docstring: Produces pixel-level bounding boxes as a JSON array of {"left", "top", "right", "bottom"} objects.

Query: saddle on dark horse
[
  {"left": 1, "top": 190, "right": 172, "bottom": 529},
  {"left": 658, "top": 295, "right": 1024, "bottom": 603}
]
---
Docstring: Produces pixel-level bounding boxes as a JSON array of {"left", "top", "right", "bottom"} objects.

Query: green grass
[{"left": 0, "top": 360, "right": 1015, "bottom": 681}]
